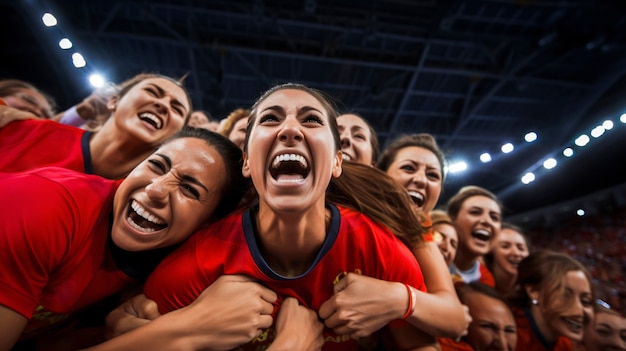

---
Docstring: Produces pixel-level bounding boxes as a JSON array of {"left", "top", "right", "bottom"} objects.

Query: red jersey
[
  {"left": 144, "top": 205, "right": 427, "bottom": 351},
  {"left": 450, "top": 261, "right": 496, "bottom": 287},
  {"left": 514, "top": 307, "right": 574, "bottom": 351},
  {"left": 438, "top": 338, "right": 475, "bottom": 351},
  {"left": 0, "top": 168, "right": 131, "bottom": 339},
  {"left": 0, "top": 119, "right": 93, "bottom": 174}
]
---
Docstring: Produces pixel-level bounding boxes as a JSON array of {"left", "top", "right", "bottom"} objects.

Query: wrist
[{"left": 401, "top": 283, "right": 416, "bottom": 320}]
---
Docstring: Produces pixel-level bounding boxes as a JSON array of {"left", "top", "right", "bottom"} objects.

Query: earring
[{"left": 531, "top": 299, "right": 538, "bottom": 305}]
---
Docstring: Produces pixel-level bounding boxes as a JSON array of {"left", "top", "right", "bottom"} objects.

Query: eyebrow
[
  {"left": 147, "top": 83, "right": 188, "bottom": 114},
  {"left": 261, "top": 105, "right": 323, "bottom": 115},
  {"left": 155, "top": 153, "right": 209, "bottom": 192}
]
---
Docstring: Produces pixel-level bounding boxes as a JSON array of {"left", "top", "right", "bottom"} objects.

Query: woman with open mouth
[
  {"left": 484, "top": 222, "right": 531, "bottom": 298},
  {"left": 322, "top": 125, "right": 469, "bottom": 340},
  {"left": 0, "top": 72, "right": 192, "bottom": 180},
  {"left": 140, "top": 83, "right": 439, "bottom": 350},
  {"left": 447, "top": 185, "right": 503, "bottom": 287},
  {"left": 511, "top": 250, "right": 594, "bottom": 351},
  {"left": 0, "top": 127, "right": 270, "bottom": 350}
]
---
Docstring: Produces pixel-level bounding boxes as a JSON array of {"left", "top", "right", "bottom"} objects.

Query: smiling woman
[
  {"left": 0, "top": 127, "right": 248, "bottom": 350},
  {"left": 0, "top": 73, "right": 192, "bottom": 179},
  {"left": 140, "top": 83, "right": 438, "bottom": 350}
]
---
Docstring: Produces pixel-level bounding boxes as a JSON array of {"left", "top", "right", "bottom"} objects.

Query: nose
[
  {"left": 278, "top": 117, "right": 303, "bottom": 143},
  {"left": 340, "top": 131, "right": 351, "bottom": 148},
  {"left": 491, "top": 329, "right": 507, "bottom": 351},
  {"left": 411, "top": 170, "right": 426, "bottom": 187},
  {"left": 145, "top": 176, "right": 169, "bottom": 207}
]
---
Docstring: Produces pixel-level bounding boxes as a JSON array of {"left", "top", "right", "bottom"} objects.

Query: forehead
[
  {"left": 258, "top": 89, "right": 326, "bottom": 113},
  {"left": 595, "top": 312, "right": 624, "bottom": 327},
  {"left": 434, "top": 223, "right": 457, "bottom": 238},
  {"left": 338, "top": 114, "right": 369, "bottom": 130},
  {"left": 133, "top": 78, "right": 189, "bottom": 106},
  {"left": 462, "top": 195, "right": 500, "bottom": 212},
  {"left": 394, "top": 146, "right": 440, "bottom": 167},
  {"left": 156, "top": 138, "right": 223, "bottom": 175},
  {"left": 498, "top": 229, "right": 526, "bottom": 243},
  {"left": 466, "top": 293, "right": 514, "bottom": 322},
  {"left": 565, "top": 270, "right": 591, "bottom": 292},
  {"left": 233, "top": 117, "right": 248, "bottom": 128}
]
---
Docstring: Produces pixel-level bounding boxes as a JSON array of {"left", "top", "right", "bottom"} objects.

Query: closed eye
[
  {"left": 303, "top": 114, "right": 323, "bottom": 125},
  {"left": 259, "top": 113, "right": 280, "bottom": 124},
  {"left": 181, "top": 183, "right": 200, "bottom": 199},
  {"left": 148, "top": 159, "right": 167, "bottom": 173}
]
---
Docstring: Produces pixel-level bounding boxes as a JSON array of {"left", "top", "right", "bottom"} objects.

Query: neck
[
  {"left": 255, "top": 200, "right": 329, "bottom": 277},
  {"left": 494, "top": 266, "right": 517, "bottom": 296},
  {"left": 529, "top": 304, "right": 557, "bottom": 345},
  {"left": 89, "top": 122, "right": 155, "bottom": 179},
  {"left": 454, "top": 248, "right": 479, "bottom": 271}
]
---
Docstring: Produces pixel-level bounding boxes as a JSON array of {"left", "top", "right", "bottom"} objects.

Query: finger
[
  {"left": 258, "top": 314, "right": 274, "bottom": 330},
  {"left": 332, "top": 272, "right": 350, "bottom": 294},
  {"left": 138, "top": 300, "right": 161, "bottom": 320},
  {"left": 256, "top": 284, "right": 278, "bottom": 303},
  {"left": 318, "top": 296, "right": 336, "bottom": 320}
]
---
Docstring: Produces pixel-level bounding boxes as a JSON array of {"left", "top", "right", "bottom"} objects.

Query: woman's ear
[
  {"left": 107, "top": 95, "right": 119, "bottom": 111},
  {"left": 524, "top": 284, "right": 540, "bottom": 304},
  {"left": 332, "top": 150, "right": 343, "bottom": 178},
  {"left": 242, "top": 152, "right": 251, "bottom": 178}
]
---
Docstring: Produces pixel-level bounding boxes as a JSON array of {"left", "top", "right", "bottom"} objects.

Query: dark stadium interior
[{"left": 3, "top": 0, "right": 626, "bottom": 225}]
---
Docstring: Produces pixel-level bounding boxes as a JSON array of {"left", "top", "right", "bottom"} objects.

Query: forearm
[
  {"left": 82, "top": 311, "right": 213, "bottom": 351},
  {"left": 407, "top": 289, "right": 465, "bottom": 338},
  {"left": 410, "top": 242, "right": 466, "bottom": 338}
]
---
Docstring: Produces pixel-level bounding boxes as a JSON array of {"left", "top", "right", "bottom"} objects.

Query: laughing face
[
  {"left": 493, "top": 228, "right": 529, "bottom": 276},
  {"left": 337, "top": 113, "right": 375, "bottom": 165},
  {"left": 111, "top": 137, "right": 226, "bottom": 251},
  {"left": 384, "top": 146, "right": 443, "bottom": 213},
  {"left": 532, "top": 270, "right": 594, "bottom": 343},
  {"left": 464, "top": 291, "right": 517, "bottom": 351},
  {"left": 583, "top": 310, "right": 626, "bottom": 351},
  {"left": 110, "top": 77, "right": 190, "bottom": 148},
  {"left": 242, "top": 88, "right": 342, "bottom": 214},
  {"left": 454, "top": 195, "right": 502, "bottom": 258}
]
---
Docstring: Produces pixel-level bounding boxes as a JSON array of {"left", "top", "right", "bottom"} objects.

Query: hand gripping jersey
[
  {"left": 0, "top": 119, "right": 93, "bottom": 174},
  {"left": 144, "top": 204, "right": 427, "bottom": 351},
  {"left": 0, "top": 168, "right": 130, "bottom": 339},
  {"left": 514, "top": 307, "right": 574, "bottom": 351}
]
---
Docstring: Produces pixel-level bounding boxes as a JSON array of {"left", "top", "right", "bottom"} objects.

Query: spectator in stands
[
  {"left": 511, "top": 250, "right": 594, "bottom": 350},
  {"left": 439, "top": 283, "right": 517, "bottom": 351},
  {"left": 337, "top": 112, "right": 379, "bottom": 166},
  {"left": 431, "top": 209, "right": 459, "bottom": 267},
  {"left": 447, "top": 186, "right": 502, "bottom": 287},
  {"left": 217, "top": 107, "right": 249, "bottom": 149},
  {"left": 580, "top": 301, "right": 626, "bottom": 351},
  {"left": 485, "top": 222, "right": 531, "bottom": 298},
  {"left": 188, "top": 110, "right": 219, "bottom": 131},
  {"left": 0, "top": 78, "right": 55, "bottom": 119}
]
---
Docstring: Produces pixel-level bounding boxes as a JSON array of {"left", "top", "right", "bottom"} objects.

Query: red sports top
[
  {"left": 0, "top": 119, "right": 93, "bottom": 174},
  {"left": 144, "top": 205, "right": 427, "bottom": 351},
  {"left": 0, "top": 168, "right": 130, "bottom": 339},
  {"left": 514, "top": 307, "right": 574, "bottom": 351},
  {"left": 438, "top": 338, "right": 475, "bottom": 351}
]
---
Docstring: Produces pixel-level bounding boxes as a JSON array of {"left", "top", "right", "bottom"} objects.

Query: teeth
[
  {"left": 139, "top": 112, "right": 163, "bottom": 129},
  {"left": 271, "top": 153, "right": 308, "bottom": 169},
  {"left": 474, "top": 229, "right": 490, "bottom": 237},
  {"left": 408, "top": 191, "right": 423, "bottom": 201},
  {"left": 341, "top": 152, "right": 352, "bottom": 161},
  {"left": 131, "top": 200, "right": 164, "bottom": 225},
  {"left": 564, "top": 317, "right": 583, "bottom": 329}
]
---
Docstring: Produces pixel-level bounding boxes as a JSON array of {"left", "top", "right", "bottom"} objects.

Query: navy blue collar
[
  {"left": 81, "top": 131, "right": 94, "bottom": 174},
  {"left": 525, "top": 306, "right": 556, "bottom": 350},
  {"left": 243, "top": 204, "right": 341, "bottom": 279}
]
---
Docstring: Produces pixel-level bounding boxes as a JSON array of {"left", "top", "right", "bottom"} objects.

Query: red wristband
[{"left": 402, "top": 283, "right": 415, "bottom": 320}]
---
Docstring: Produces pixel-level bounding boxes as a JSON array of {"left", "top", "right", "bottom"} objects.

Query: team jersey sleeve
[{"left": 0, "top": 170, "right": 115, "bottom": 319}]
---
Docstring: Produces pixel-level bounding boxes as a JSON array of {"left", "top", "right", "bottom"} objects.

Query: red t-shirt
[
  {"left": 0, "top": 119, "right": 92, "bottom": 174},
  {"left": 439, "top": 338, "right": 475, "bottom": 351},
  {"left": 145, "top": 205, "right": 427, "bottom": 351},
  {"left": 514, "top": 307, "right": 574, "bottom": 351},
  {"left": 0, "top": 167, "right": 130, "bottom": 339}
]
